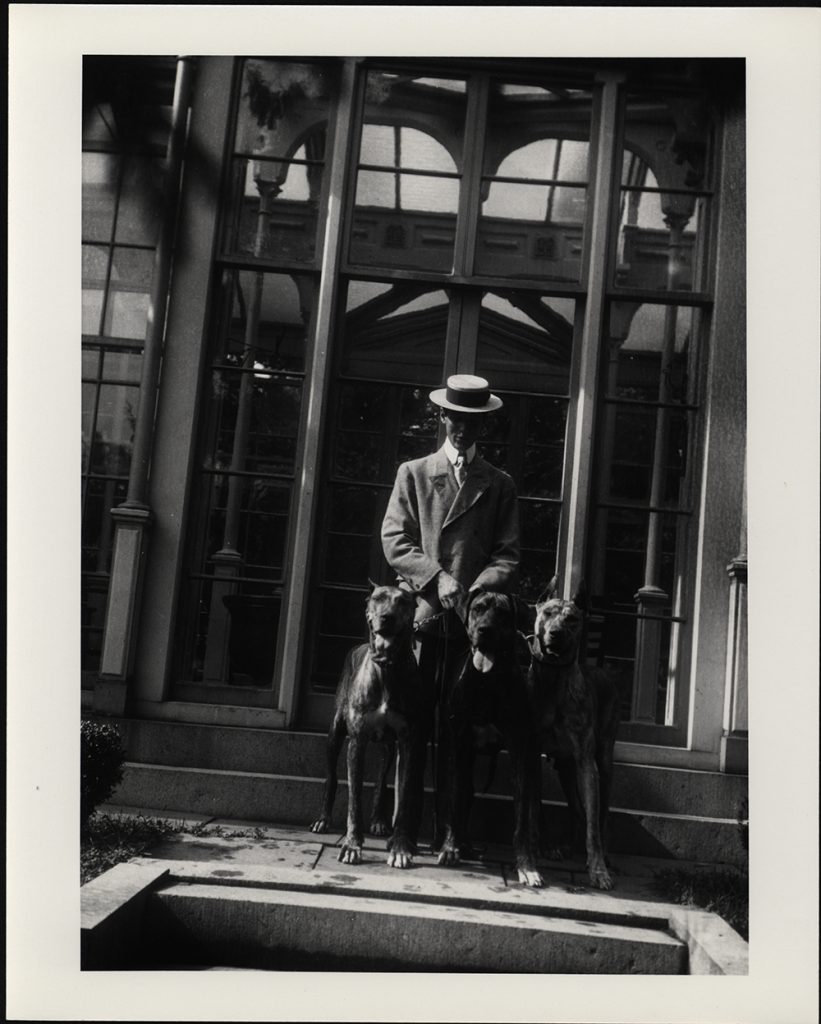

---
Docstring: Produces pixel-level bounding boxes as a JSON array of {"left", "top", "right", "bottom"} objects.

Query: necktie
[{"left": 455, "top": 454, "right": 467, "bottom": 488}]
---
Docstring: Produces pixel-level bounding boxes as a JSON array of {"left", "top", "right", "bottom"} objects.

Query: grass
[
  {"left": 80, "top": 813, "right": 268, "bottom": 885},
  {"left": 653, "top": 865, "right": 749, "bottom": 941}
]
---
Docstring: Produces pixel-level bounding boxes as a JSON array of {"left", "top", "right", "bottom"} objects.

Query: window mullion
[
  {"left": 558, "top": 71, "right": 623, "bottom": 599},
  {"left": 452, "top": 73, "right": 489, "bottom": 279}
]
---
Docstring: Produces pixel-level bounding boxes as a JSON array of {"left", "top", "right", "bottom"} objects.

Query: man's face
[{"left": 441, "top": 410, "right": 485, "bottom": 453}]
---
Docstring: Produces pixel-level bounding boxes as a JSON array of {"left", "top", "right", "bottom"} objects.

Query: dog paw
[
  {"left": 369, "top": 819, "right": 391, "bottom": 837},
  {"left": 387, "top": 848, "right": 413, "bottom": 869},
  {"left": 517, "top": 867, "right": 545, "bottom": 888},
  {"left": 338, "top": 842, "right": 363, "bottom": 865},
  {"left": 588, "top": 863, "right": 614, "bottom": 890},
  {"left": 310, "top": 818, "right": 329, "bottom": 834},
  {"left": 437, "top": 845, "right": 460, "bottom": 867}
]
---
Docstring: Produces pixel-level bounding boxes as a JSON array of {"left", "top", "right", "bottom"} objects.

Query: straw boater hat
[{"left": 429, "top": 374, "right": 503, "bottom": 413}]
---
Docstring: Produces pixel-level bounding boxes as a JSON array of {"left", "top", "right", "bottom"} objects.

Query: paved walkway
[{"left": 91, "top": 803, "right": 748, "bottom": 974}]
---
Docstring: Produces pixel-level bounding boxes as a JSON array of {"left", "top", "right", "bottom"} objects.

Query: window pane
[
  {"left": 103, "top": 349, "right": 142, "bottom": 383},
  {"left": 82, "top": 348, "right": 101, "bottom": 379},
  {"left": 234, "top": 60, "right": 333, "bottom": 157},
  {"left": 519, "top": 500, "right": 562, "bottom": 602},
  {"left": 477, "top": 293, "right": 575, "bottom": 394},
  {"left": 615, "top": 190, "right": 709, "bottom": 293},
  {"left": 349, "top": 70, "right": 467, "bottom": 273},
  {"left": 82, "top": 245, "right": 109, "bottom": 334},
  {"left": 177, "top": 269, "right": 313, "bottom": 687},
  {"left": 342, "top": 282, "right": 448, "bottom": 384},
  {"left": 82, "top": 382, "right": 96, "bottom": 473},
  {"left": 82, "top": 153, "right": 120, "bottom": 241},
  {"left": 88, "top": 384, "right": 139, "bottom": 475},
  {"left": 115, "top": 156, "right": 164, "bottom": 246},
  {"left": 477, "top": 82, "right": 592, "bottom": 280},
  {"left": 220, "top": 270, "right": 308, "bottom": 373},
  {"left": 226, "top": 155, "right": 324, "bottom": 262},
  {"left": 82, "top": 478, "right": 128, "bottom": 573},
  {"left": 615, "top": 91, "right": 714, "bottom": 293},
  {"left": 483, "top": 84, "right": 592, "bottom": 181},
  {"left": 605, "top": 303, "right": 703, "bottom": 406},
  {"left": 104, "top": 247, "right": 154, "bottom": 339},
  {"left": 319, "top": 588, "right": 370, "bottom": 640},
  {"left": 227, "top": 60, "right": 331, "bottom": 264}
]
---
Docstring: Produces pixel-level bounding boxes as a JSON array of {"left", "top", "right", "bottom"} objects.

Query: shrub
[{"left": 81, "top": 720, "right": 125, "bottom": 830}]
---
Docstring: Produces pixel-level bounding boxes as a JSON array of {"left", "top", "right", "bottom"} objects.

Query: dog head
[
  {"left": 464, "top": 589, "right": 520, "bottom": 674},
  {"left": 530, "top": 576, "right": 587, "bottom": 667},
  {"left": 365, "top": 583, "right": 418, "bottom": 665}
]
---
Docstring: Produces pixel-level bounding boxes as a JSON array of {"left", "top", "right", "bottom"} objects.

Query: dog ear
[
  {"left": 571, "top": 580, "right": 588, "bottom": 611},
  {"left": 367, "top": 578, "right": 380, "bottom": 591},
  {"left": 536, "top": 575, "right": 559, "bottom": 604},
  {"left": 460, "top": 586, "right": 482, "bottom": 623}
]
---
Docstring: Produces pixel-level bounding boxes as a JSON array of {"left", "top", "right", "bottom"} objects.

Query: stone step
[
  {"left": 110, "top": 761, "right": 748, "bottom": 866},
  {"left": 106, "top": 716, "right": 748, "bottom": 820},
  {"left": 145, "top": 880, "right": 687, "bottom": 973}
]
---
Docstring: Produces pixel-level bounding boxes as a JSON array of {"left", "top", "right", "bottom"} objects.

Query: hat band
[{"left": 445, "top": 385, "right": 489, "bottom": 408}]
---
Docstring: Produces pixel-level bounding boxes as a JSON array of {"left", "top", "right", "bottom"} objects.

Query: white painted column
[
  {"left": 276, "top": 60, "right": 359, "bottom": 726},
  {"left": 559, "top": 71, "right": 622, "bottom": 597}
]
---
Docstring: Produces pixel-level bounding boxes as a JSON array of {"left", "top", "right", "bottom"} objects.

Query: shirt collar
[{"left": 443, "top": 438, "right": 476, "bottom": 466}]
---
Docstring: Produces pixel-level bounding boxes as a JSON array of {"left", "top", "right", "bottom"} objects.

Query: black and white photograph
[{"left": 7, "top": 5, "right": 819, "bottom": 1022}]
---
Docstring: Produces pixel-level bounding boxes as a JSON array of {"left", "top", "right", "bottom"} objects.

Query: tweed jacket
[{"left": 381, "top": 446, "right": 520, "bottom": 629}]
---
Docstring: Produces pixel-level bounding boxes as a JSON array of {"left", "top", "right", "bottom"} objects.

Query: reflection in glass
[
  {"left": 477, "top": 292, "right": 575, "bottom": 394},
  {"left": 82, "top": 153, "right": 120, "bottom": 241},
  {"left": 615, "top": 92, "right": 714, "bottom": 293},
  {"left": 350, "top": 71, "right": 467, "bottom": 272},
  {"left": 590, "top": 300, "right": 702, "bottom": 726},
  {"left": 179, "top": 269, "right": 313, "bottom": 686},
  {"left": 227, "top": 60, "right": 331, "bottom": 263},
  {"left": 477, "top": 83, "right": 592, "bottom": 280}
]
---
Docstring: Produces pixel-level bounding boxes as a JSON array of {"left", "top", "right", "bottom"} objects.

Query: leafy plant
[{"left": 81, "top": 720, "right": 125, "bottom": 831}]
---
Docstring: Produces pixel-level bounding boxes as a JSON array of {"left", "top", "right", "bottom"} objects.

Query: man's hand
[{"left": 437, "top": 571, "right": 466, "bottom": 612}]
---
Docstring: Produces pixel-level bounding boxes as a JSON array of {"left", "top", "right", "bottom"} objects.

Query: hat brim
[{"left": 429, "top": 388, "right": 503, "bottom": 413}]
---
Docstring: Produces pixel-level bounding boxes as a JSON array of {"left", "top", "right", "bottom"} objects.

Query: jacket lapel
[
  {"left": 428, "top": 448, "right": 458, "bottom": 520},
  {"left": 443, "top": 456, "right": 492, "bottom": 529}
]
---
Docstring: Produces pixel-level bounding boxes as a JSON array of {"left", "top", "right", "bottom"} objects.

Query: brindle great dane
[
  {"left": 526, "top": 577, "right": 620, "bottom": 890},
  {"left": 310, "top": 583, "right": 423, "bottom": 868}
]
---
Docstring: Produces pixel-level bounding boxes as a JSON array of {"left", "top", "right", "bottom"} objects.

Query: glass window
[
  {"left": 348, "top": 71, "right": 468, "bottom": 273},
  {"left": 476, "top": 82, "right": 593, "bottom": 280},
  {"left": 613, "top": 93, "right": 714, "bottom": 294},
  {"left": 589, "top": 302, "right": 703, "bottom": 729},
  {"left": 224, "top": 59, "right": 333, "bottom": 264},
  {"left": 177, "top": 269, "right": 315, "bottom": 687}
]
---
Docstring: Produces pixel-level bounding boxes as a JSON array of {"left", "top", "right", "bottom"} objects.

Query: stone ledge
[{"left": 81, "top": 861, "right": 170, "bottom": 969}]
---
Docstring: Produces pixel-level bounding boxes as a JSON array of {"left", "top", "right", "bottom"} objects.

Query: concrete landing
[{"left": 84, "top": 809, "right": 748, "bottom": 974}]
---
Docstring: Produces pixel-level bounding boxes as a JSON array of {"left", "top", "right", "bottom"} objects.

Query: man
[{"left": 381, "top": 373, "right": 520, "bottom": 847}]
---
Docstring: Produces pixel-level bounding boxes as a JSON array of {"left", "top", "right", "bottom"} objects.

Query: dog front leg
[
  {"left": 512, "top": 738, "right": 543, "bottom": 887},
  {"left": 572, "top": 735, "right": 612, "bottom": 890},
  {"left": 339, "top": 733, "right": 367, "bottom": 864},
  {"left": 369, "top": 738, "right": 395, "bottom": 837},
  {"left": 437, "top": 728, "right": 472, "bottom": 867},
  {"left": 387, "top": 730, "right": 415, "bottom": 868}
]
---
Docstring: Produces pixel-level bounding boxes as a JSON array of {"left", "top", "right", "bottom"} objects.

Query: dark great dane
[{"left": 437, "top": 589, "right": 544, "bottom": 887}]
